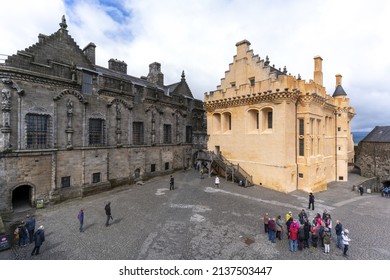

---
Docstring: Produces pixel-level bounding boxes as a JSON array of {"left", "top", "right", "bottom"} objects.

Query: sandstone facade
[{"left": 205, "top": 40, "right": 354, "bottom": 193}]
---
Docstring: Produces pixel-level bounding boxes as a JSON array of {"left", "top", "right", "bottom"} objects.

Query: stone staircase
[{"left": 209, "top": 152, "right": 253, "bottom": 187}]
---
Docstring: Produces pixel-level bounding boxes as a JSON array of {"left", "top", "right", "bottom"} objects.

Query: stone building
[
  {"left": 0, "top": 16, "right": 206, "bottom": 212},
  {"left": 205, "top": 40, "right": 354, "bottom": 193},
  {"left": 356, "top": 126, "right": 390, "bottom": 190}
]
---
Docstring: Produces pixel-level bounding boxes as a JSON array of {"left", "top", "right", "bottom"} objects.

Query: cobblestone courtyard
[{"left": 1, "top": 169, "right": 390, "bottom": 260}]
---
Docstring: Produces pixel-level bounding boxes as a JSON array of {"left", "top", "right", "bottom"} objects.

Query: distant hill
[{"left": 352, "top": 131, "right": 370, "bottom": 145}]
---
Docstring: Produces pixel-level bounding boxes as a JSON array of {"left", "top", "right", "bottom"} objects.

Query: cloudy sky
[{"left": 1, "top": 0, "right": 389, "bottom": 132}]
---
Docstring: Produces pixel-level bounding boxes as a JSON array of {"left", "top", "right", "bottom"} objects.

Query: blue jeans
[
  {"left": 268, "top": 230, "right": 275, "bottom": 242},
  {"left": 289, "top": 239, "right": 297, "bottom": 251},
  {"left": 337, "top": 234, "right": 343, "bottom": 249}
]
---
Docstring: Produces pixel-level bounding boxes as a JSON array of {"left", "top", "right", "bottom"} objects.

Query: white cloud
[{"left": 0, "top": 0, "right": 389, "bottom": 132}]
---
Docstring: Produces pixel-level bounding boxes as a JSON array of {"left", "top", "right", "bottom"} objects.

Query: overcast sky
[{"left": 1, "top": 0, "right": 389, "bottom": 132}]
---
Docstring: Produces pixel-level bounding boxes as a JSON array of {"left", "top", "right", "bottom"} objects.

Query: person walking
[
  {"left": 78, "top": 209, "right": 84, "bottom": 232},
  {"left": 263, "top": 213, "right": 269, "bottom": 233},
  {"left": 170, "top": 175, "right": 175, "bottom": 190},
  {"left": 215, "top": 176, "right": 220, "bottom": 188},
  {"left": 105, "top": 202, "right": 113, "bottom": 226},
  {"left": 359, "top": 185, "right": 364, "bottom": 196},
  {"left": 342, "top": 229, "right": 351, "bottom": 257},
  {"left": 335, "top": 220, "right": 343, "bottom": 249},
  {"left": 26, "top": 214, "right": 36, "bottom": 244},
  {"left": 31, "top": 225, "right": 45, "bottom": 256},
  {"left": 308, "top": 192, "right": 315, "bottom": 210}
]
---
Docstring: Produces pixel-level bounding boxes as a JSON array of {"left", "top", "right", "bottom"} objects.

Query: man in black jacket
[
  {"left": 105, "top": 202, "right": 113, "bottom": 226},
  {"left": 335, "top": 220, "right": 343, "bottom": 249},
  {"left": 31, "top": 225, "right": 45, "bottom": 256},
  {"left": 308, "top": 192, "right": 315, "bottom": 210}
]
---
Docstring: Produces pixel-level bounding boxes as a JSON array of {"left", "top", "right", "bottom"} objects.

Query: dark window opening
[
  {"left": 26, "top": 114, "right": 49, "bottom": 149},
  {"left": 186, "top": 126, "right": 193, "bottom": 143},
  {"left": 267, "top": 111, "right": 273, "bottom": 129},
  {"left": 299, "top": 139, "right": 305, "bottom": 156},
  {"left": 249, "top": 78, "right": 255, "bottom": 87},
  {"left": 163, "top": 124, "right": 172, "bottom": 144},
  {"left": 298, "top": 173, "right": 304, "bottom": 178},
  {"left": 82, "top": 72, "right": 93, "bottom": 95},
  {"left": 165, "top": 162, "right": 170, "bottom": 170},
  {"left": 151, "top": 164, "right": 156, "bottom": 172},
  {"left": 133, "top": 122, "right": 144, "bottom": 145},
  {"left": 61, "top": 176, "right": 71, "bottom": 188},
  {"left": 89, "top": 118, "right": 105, "bottom": 146},
  {"left": 92, "top": 172, "right": 101, "bottom": 183}
]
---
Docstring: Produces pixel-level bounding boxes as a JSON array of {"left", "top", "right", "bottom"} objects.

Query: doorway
[{"left": 11, "top": 185, "right": 33, "bottom": 212}]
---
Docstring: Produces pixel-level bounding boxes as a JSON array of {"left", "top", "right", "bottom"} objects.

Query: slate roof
[
  {"left": 332, "top": 84, "right": 347, "bottom": 97},
  {"left": 361, "top": 126, "right": 390, "bottom": 142}
]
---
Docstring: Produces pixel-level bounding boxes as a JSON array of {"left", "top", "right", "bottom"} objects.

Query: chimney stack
[
  {"left": 335, "top": 74, "right": 342, "bottom": 87},
  {"left": 83, "top": 42, "right": 96, "bottom": 65},
  {"left": 313, "top": 56, "right": 323, "bottom": 86},
  {"left": 147, "top": 62, "right": 164, "bottom": 86},
  {"left": 108, "top": 58, "right": 127, "bottom": 74}
]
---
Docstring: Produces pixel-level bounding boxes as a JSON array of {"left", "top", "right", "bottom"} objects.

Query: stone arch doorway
[{"left": 11, "top": 184, "right": 34, "bottom": 212}]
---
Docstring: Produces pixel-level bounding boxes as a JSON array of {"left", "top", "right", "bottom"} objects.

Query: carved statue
[
  {"left": 66, "top": 99, "right": 73, "bottom": 114},
  {"left": 1, "top": 89, "right": 11, "bottom": 110}
]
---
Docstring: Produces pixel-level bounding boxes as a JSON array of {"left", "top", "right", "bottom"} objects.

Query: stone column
[
  {"left": 1, "top": 89, "right": 11, "bottom": 150},
  {"left": 65, "top": 98, "right": 74, "bottom": 149}
]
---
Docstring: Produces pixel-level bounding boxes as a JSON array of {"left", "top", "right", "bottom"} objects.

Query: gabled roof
[
  {"left": 361, "top": 126, "right": 390, "bottom": 142},
  {"left": 5, "top": 16, "right": 94, "bottom": 71},
  {"left": 168, "top": 71, "right": 193, "bottom": 99},
  {"left": 332, "top": 84, "right": 347, "bottom": 97}
]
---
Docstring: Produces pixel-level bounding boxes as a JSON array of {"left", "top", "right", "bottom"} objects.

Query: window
[
  {"left": 230, "top": 82, "right": 236, "bottom": 87},
  {"left": 165, "top": 162, "right": 170, "bottom": 170},
  {"left": 185, "top": 126, "right": 193, "bottom": 143},
  {"left": 212, "top": 113, "right": 221, "bottom": 133},
  {"left": 133, "top": 122, "right": 144, "bottom": 145},
  {"left": 89, "top": 118, "right": 105, "bottom": 146},
  {"left": 222, "top": 112, "right": 232, "bottom": 132},
  {"left": 26, "top": 114, "right": 49, "bottom": 149},
  {"left": 338, "top": 127, "right": 341, "bottom": 132},
  {"left": 92, "top": 172, "right": 101, "bottom": 183},
  {"left": 249, "top": 78, "right": 255, "bottom": 87},
  {"left": 267, "top": 111, "right": 273, "bottom": 129},
  {"left": 247, "top": 110, "right": 259, "bottom": 132},
  {"left": 299, "top": 139, "right": 305, "bottom": 156},
  {"left": 299, "top": 119, "right": 304, "bottom": 135},
  {"left": 262, "top": 108, "right": 273, "bottom": 131},
  {"left": 82, "top": 72, "right": 93, "bottom": 94},
  {"left": 298, "top": 173, "right": 304, "bottom": 178},
  {"left": 163, "top": 124, "right": 172, "bottom": 144},
  {"left": 61, "top": 176, "right": 70, "bottom": 188},
  {"left": 151, "top": 164, "right": 156, "bottom": 172},
  {"left": 339, "top": 176, "right": 344, "bottom": 181}
]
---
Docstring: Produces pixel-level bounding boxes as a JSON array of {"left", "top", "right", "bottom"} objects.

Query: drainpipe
[
  {"left": 295, "top": 95, "right": 298, "bottom": 191},
  {"left": 335, "top": 112, "right": 338, "bottom": 181}
]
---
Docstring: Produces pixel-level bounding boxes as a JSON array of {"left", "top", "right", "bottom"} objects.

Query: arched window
[
  {"left": 262, "top": 108, "right": 273, "bottom": 131},
  {"left": 212, "top": 113, "right": 221, "bottom": 133},
  {"left": 247, "top": 109, "right": 259, "bottom": 132},
  {"left": 222, "top": 112, "right": 232, "bottom": 132}
]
